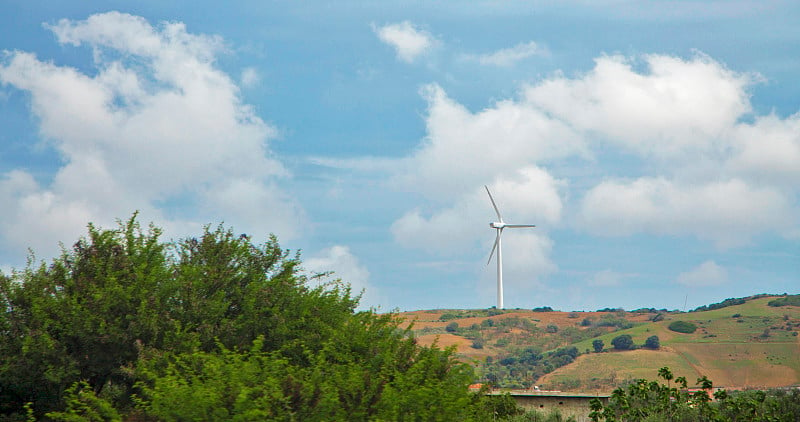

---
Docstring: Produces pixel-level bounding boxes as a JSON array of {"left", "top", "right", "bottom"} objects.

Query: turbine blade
[
  {"left": 487, "top": 231, "right": 499, "bottom": 265},
  {"left": 504, "top": 224, "right": 536, "bottom": 228},
  {"left": 485, "top": 185, "right": 504, "bottom": 222}
]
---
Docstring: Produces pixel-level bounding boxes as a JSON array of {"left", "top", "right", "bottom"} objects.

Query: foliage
[
  {"left": 592, "top": 339, "right": 604, "bottom": 353},
  {"left": 596, "top": 308, "right": 624, "bottom": 313},
  {"left": 505, "top": 409, "right": 577, "bottom": 422},
  {"left": 768, "top": 294, "right": 800, "bottom": 307},
  {"left": 546, "top": 324, "right": 559, "bottom": 333},
  {"left": 45, "top": 381, "right": 121, "bottom": 422},
  {"left": 610, "top": 335, "right": 634, "bottom": 350},
  {"left": 643, "top": 335, "right": 660, "bottom": 349},
  {"left": 589, "top": 367, "right": 800, "bottom": 422},
  {"left": 532, "top": 306, "right": 554, "bottom": 312},
  {"left": 480, "top": 346, "right": 580, "bottom": 388},
  {"left": 0, "top": 215, "right": 482, "bottom": 420},
  {"left": 596, "top": 314, "right": 634, "bottom": 329},
  {"left": 446, "top": 321, "right": 459, "bottom": 332},
  {"left": 668, "top": 320, "right": 698, "bottom": 334}
]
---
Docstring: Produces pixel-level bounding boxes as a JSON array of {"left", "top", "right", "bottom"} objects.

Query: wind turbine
[{"left": 485, "top": 185, "right": 536, "bottom": 309}]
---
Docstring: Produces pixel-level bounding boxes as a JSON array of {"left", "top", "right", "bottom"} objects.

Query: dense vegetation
[
  {"left": 668, "top": 320, "right": 698, "bottom": 334},
  {"left": 0, "top": 216, "right": 506, "bottom": 421},
  {"left": 589, "top": 367, "right": 800, "bottom": 422},
  {"left": 768, "top": 294, "right": 800, "bottom": 307}
]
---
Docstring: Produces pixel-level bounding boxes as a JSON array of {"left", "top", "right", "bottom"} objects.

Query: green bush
[
  {"left": 768, "top": 295, "right": 800, "bottom": 307},
  {"left": 644, "top": 335, "right": 660, "bottom": 349},
  {"left": 668, "top": 320, "right": 698, "bottom": 334},
  {"left": 445, "top": 321, "right": 459, "bottom": 332},
  {"left": 0, "top": 215, "right": 483, "bottom": 421},
  {"left": 611, "top": 334, "right": 634, "bottom": 350}
]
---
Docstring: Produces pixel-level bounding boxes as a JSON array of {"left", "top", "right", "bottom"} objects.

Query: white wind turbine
[{"left": 485, "top": 185, "right": 536, "bottom": 309}]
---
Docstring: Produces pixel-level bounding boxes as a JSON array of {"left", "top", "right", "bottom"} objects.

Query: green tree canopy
[
  {"left": 0, "top": 215, "right": 492, "bottom": 420},
  {"left": 611, "top": 334, "right": 634, "bottom": 350}
]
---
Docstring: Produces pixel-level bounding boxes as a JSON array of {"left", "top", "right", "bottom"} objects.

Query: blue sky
[{"left": 0, "top": 1, "right": 798, "bottom": 312}]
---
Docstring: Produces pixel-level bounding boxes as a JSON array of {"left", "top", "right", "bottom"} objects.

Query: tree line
[{"left": 0, "top": 215, "right": 517, "bottom": 421}]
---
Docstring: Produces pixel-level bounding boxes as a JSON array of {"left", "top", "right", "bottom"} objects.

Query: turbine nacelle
[{"left": 490, "top": 222, "right": 505, "bottom": 229}]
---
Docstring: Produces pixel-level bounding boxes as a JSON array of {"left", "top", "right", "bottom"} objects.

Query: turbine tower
[{"left": 485, "top": 185, "right": 536, "bottom": 309}]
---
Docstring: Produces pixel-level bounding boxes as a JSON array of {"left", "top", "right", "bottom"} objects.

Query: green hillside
[{"left": 400, "top": 295, "right": 800, "bottom": 391}]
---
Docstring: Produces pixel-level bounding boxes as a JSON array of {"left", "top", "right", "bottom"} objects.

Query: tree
[
  {"left": 590, "top": 367, "right": 800, "bottom": 422},
  {"left": 593, "top": 339, "right": 604, "bottom": 353},
  {"left": 0, "top": 215, "right": 486, "bottom": 420},
  {"left": 546, "top": 324, "right": 559, "bottom": 333},
  {"left": 668, "top": 320, "right": 697, "bottom": 334},
  {"left": 611, "top": 334, "right": 634, "bottom": 350},
  {"left": 644, "top": 335, "right": 660, "bottom": 349},
  {"left": 446, "top": 321, "right": 459, "bottom": 332}
]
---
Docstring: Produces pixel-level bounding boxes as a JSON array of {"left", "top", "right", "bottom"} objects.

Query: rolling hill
[{"left": 397, "top": 295, "right": 800, "bottom": 392}]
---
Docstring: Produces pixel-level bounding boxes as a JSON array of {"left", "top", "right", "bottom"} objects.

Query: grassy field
[
  {"left": 525, "top": 297, "right": 800, "bottom": 391},
  {"left": 397, "top": 295, "right": 800, "bottom": 392},
  {"left": 536, "top": 350, "right": 698, "bottom": 392}
]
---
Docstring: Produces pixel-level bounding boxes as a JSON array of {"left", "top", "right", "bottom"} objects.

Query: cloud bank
[
  {"left": 389, "top": 52, "right": 799, "bottom": 301},
  {"left": 0, "top": 12, "right": 303, "bottom": 261}
]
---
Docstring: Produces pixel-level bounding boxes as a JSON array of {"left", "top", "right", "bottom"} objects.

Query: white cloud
[
  {"left": 0, "top": 12, "right": 300, "bottom": 263},
  {"left": 304, "top": 245, "right": 382, "bottom": 310},
  {"left": 579, "top": 177, "right": 793, "bottom": 247},
  {"left": 392, "top": 170, "right": 562, "bottom": 286},
  {"left": 381, "top": 51, "right": 800, "bottom": 259},
  {"left": 394, "top": 84, "right": 584, "bottom": 199},
  {"left": 676, "top": 260, "right": 728, "bottom": 286},
  {"left": 728, "top": 114, "right": 800, "bottom": 187},
  {"left": 240, "top": 67, "right": 260, "bottom": 88},
  {"left": 464, "top": 41, "right": 544, "bottom": 67},
  {"left": 374, "top": 21, "right": 436, "bottom": 63},
  {"left": 524, "top": 53, "right": 757, "bottom": 158}
]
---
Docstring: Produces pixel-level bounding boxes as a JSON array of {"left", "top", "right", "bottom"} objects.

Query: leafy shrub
[
  {"left": 472, "top": 340, "right": 484, "bottom": 349},
  {"left": 611, "top": 334, "right": 634, "bottom": 350},
  {"left": 532, "top": 306, "right": 554, "bottom": 312},
  {"left": 644, "top": 335, "right": 660, "bottom": 349},
  {"left": 768, "top": 294, "right": 800, "bottom": 307},
  {"left": 546, "top": 324, "right": 559, "bottom": 333},
  {"left": 592, "top": 339, "right": 604, "bottom": 353},
  {"left": 668, "top": 320, "right": 698, "bottom": 334},
  {"left": 438, "top": 313, "right": 460, "bottom": 322},
  {"left": 445, "top": 322, "right": 459, "bottom": 333}
]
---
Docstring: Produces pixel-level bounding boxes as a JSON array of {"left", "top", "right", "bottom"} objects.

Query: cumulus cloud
[
  {"left": 579, "top": 178, "right": 793, "bottom": 247},
  {"left": 374, "top": 21, "right": 436, "bottom": 63},
  {"left": 394, "top": 84, "right": 584, "bottom": 199},
  {"left": 676, "top": 260, "right": 728, "bottom": 286},
  {"left": 524, "top": 53, "right": 756, "bottom": 158},
  {"left": 0, "top": 12, "right": 301, "bottom": 262},
  {"left": 392, "top": 170, "right": 562, "bottom": 285},
  {"left": 464, "top": 41, "right": 544, "bottom": 67},
  {"left": 304, "top": 245, "right": 382, "bottom": 310},
  {"left": 389, "top": 50, "right": 799, "bottom": 288},
  {"left": 728, "top": 113, "right": 800, "bottom": 187}
]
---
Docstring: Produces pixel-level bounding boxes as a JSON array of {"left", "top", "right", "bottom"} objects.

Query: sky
[{"left": 0, "top": 1, "right": 798, "bottom": 312}]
